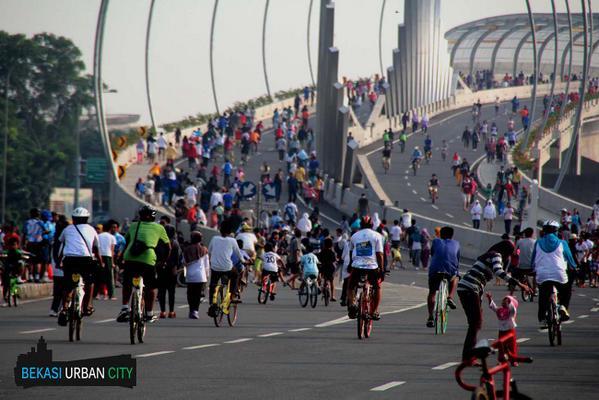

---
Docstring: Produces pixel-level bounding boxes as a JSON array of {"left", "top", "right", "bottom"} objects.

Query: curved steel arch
[
  {"left": 450, "top": 27, "right": 480, "bottom": 66},
  {"left": 209, "top": 0, "right": 220, "bottom": 114},
  {"left": 306, "top": 0, "right": 315, "bottom": 87},
  {"left": 145, "top": 0, "right": 157, "bottom": 135},
  {"left": 522, "top": 0, "right": 539, "bottom": 149},
  {"left": 490, "top": 25, "right": 527, "bottom": 74},
  {"left": 469, "top": 28, "right": 496, "bottom": 76},
  {"left": 560, "top": 31, "right": 585, "bottom": 79},
  {"left": 512, "top": 24, "right": 552, "bottom": 79},
  {"left": 378, "top": 0, "right": 387, "bottom": 77},
  {"left": 538, "top": 26, "right": 569, "bottom": 68},
  {"left": 262, "top": 0, "right": 272, "bottom": 99},
  {"left": 557, "top": 0, "right": 573, "bottom": 123}
]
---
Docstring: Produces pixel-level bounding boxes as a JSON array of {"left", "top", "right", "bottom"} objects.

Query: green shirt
[{"left": 123, "top": 222, "right": 169, "bottom": 266}]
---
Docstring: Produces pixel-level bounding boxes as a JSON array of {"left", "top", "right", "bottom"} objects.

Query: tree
[{"left": 0, "top": 31, "right": 95, "bottom": 224}]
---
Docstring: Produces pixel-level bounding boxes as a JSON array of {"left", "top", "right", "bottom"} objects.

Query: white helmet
[
  {"left": 543, "top": 220, "right": 560, "bottom": 229},
  {"left": 72, "top": 207, "right": 90, "bottom": 218}
]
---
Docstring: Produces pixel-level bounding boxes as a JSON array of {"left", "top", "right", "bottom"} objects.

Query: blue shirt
[
  {"left": 301, "top": 253, "right": 319, "bottom": 277},
  {"left": 24, "top": 219, "right": 45, "bottom": 243},
  {"left": 223, "top": 193, "right": 233, "bottom": 209},
  {"left": 114, "top": 233, "right": 127, "bottom": 255},
  {"left": 429, "top": 238, "right": 461, "bottom": 276}
]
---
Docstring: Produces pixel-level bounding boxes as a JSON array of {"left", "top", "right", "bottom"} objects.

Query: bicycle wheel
[
  {"left": 68, "top": 302, "right": 76, "bottom": 342},
  {"left": 137, "top": 298, "right": 146, "bottom": 343},
  {"left": 130, "top": 296, "right": 138, "bottom": 344},
  {"left": 176, "top": 269, "right": 187, "bottom": 287},
  {"left": 434, "top": 280, "right": 447, "bottom": 335},
  {"left": 298, "top": 282, "right": 309, "bottom": 307},
  {"left": 547, "top": 305, "right": 556, "bottom": 347},
  {"left": 213, "top": 286, "right": 224, "bottom": 327},
  {"left": 227, "top": 302, "right": 238, "bottom": 326},
  {"left": 556, "top": 321, "right": 562, "bottom": 346},
  {"left": 356, "top": 292, "right": 365, "bottom": 339},
  {"left": 12, "top": 291, "right": 18, "bottom": 307},
  {"left": 471, "top": 381, "right": 494, "bottom": 400},
  {"left": 364, "top": 291, "right": 373, "bottom": 338},
  {"left": 257, "top": 279, "right": 269, "bottom": 304},
  {"left": 309, "top": 283, "right": 318, "bottom": 308}
]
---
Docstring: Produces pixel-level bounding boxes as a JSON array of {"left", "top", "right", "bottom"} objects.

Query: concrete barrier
[{"left": 19, "top": 283, "right": 53, "bottom": 300}]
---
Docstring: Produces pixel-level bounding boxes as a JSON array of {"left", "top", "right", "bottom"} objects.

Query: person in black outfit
[{"left": 157, "top": 225, "right": 180, "bottom": 318}]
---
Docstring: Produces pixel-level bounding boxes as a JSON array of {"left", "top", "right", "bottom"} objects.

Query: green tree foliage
[{"left": 0, "top": 31, "right": 94, "bottom": 224}]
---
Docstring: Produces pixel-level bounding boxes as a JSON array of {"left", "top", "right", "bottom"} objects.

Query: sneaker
[
  {"left": 538, "top": 322, "right": 548, "bottom": 330},
  {"left": 199, "top": 297, "right": 206, "bottom": 304},
  {"left": 426, "top": 317, "right": 435, "bottom": 328},
  {"left": 116, "top": 308, "right": 130, "bottom": 323},
  {"left": 16, "top": 277, "right": 25, "bottom": 284},
  {"left": 159, "top": 311, "right": 167, "bottom": 319},
  {"left": 41, "top": 277, "right": 51, "bottom": 283},
  {"left": 168, "top": 311, "right": 176, "bottom": 318},
  {"left": 331, "top": 298, "right": 337, "bottom": 302},
  {"left": 231, "top": 298, "right": 242, "bottom": 304},
  {"left": 340, "top": 299, "right": 347, "bottom": 307},
  {"left": 447, "top": 297, "right": 457, "bottom": 310},
  {"left": 348, "top": 304, "right": 359, "bottom": 319},
  {"left": 49, "top": 310, "right": 58, "bottom": 317},
  {"left": 269, "top": 294, "right": 275, "bottom": 301},
  {"left": 559, "top": 305, "right": 570, "bottom": 321},
  {"left": 371, "top": 312, "right": 381, "bottom": 321},
  {"left": 144, "top": 314, "right": 157, "bottom": 323},
  {"left": 57, "top": 311, "right": 68, "bottom": 326},
  {"left": 189, "top": 311, "right": 199, "bottom": 319}
]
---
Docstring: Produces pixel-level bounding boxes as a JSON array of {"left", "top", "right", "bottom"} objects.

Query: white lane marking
[
  {"left": 315, "top": 316, "right": 350, "bottom": 328},
  {"left": 578, "top": 314, "right": 589, "bottom": 319},
  {"left": 590, "top": 307, "right": 599, "bottom": 312},
  {"left": 412, "top": 190, "right": 417, "bottom": 195},
  {"left": 177, "top": 305, "right": 188, "bottom": 309},
  {"left": 10, "top": 296, "right": 53, "bottom": 305},
  {"left": 578, "top": 294, "right": 587, "bottom": 297},
  {"left": 420, "top": 197, "right": 427, "bottom": 202},
  {"left": 562, "top": 320, "right": 575, "bottom": 325},
  {"left": 432, "top": 361, "right": 460, "bottom": 370},
  {"left": 20, "top": 328, "right": 56, "bottom": 334},
  {"left": 516, "top": 338, "right": 530, "bottom": 343},
  {"left": 449, "top": 139, "right": 454, "bottom": 143},
  {"left": 380, "top": 302, "right": 427, "bottom": 316},
  {"left": 593, "top": 298, "right": 599, "bottom": 302},
  {"left": 456, "top": 135, "right": 461, "bottom": 139},
  {"left": 94, "top": 318, "right": 115, "bottom": 324},
  {"left": 445, "top": 213, "right": 454, "bottom": 218},
  {"left": 405, "top": 170, "right": 410, "bottom": 174},
  {"left": 432, "top": 205, "right": 439, "bottom": 209},
  {"left": 288, "top": 328, "right": 312, "bottom": 332},
  {"left": 135, "top": 350, "right": 175, "bottom": 358},
  {"left": 407, "top": 182, "right": 411, "bottom": 187},
  {"left": 404, "top": 176, "right": 408, "bottom": 180},
  {"left": 182, "top": 343, "right": 220, "bottom": 350},
  {"left": 258, "top": 332, "right": 284, "bottom": 338},
  {"left": 316, "top": 302, "right": 427, "bottom": 328},
  {"left": 224, "top": 338, "right": 253, "bottom": 344},
  {"left": 462, "top": 222, "right": 471, "bottom": 227},
  {"left": 370, "top": 381, "right": 406, "bottom": 391}
]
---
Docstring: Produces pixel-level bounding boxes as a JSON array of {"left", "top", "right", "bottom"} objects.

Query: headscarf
[
  {"left": 372, "top": 212, "right": 381, "bottom": 230},
  {"left": 297, "top": 213, "right": 312, "bottom": 233}
]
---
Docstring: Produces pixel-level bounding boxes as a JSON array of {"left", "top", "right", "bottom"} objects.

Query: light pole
[{"left": 2, "top": 67, "right": 14, "bottom": 224}]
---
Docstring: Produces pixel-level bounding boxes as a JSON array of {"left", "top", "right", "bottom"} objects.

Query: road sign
[
  {"left": 262, "top": 183, "right": 277, "bottom": 200},
  {"left": 240, "top": 181, "right": 257, "bottom": 200},
  {"left": 85, "top": 157, "right": 108, "bottom": 184}
]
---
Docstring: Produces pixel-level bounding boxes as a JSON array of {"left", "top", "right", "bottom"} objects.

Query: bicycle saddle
[{"left": 471, "top": 339, "right": 494, "bottom": 359}]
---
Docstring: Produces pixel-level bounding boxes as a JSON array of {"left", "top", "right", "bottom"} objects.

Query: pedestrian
[
  {"left": 97, "top": 223, "right": 116, "bottom": 300},
  {"left": 157, "top": 225, "right": 180, "bottom": 318},
  {"left": 471, "top": 200, "right": 482, "bottom": 229},
  {"left": 486, "top": 293, "right": 520, "bottom": 359},
  {"left": 420, "top": 228, "right": 431, "bottom": 270},
  {"left": 483, "top": 200, "right": 497, "bottom": 232},
  {"left": 503, "top": 202, "right": 515, "bottom": 235},
  {"left": 183, "top": 231, "right": 209, "bottom": 319}
]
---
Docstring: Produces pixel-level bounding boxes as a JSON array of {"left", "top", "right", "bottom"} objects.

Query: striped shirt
[{"left": 457, "top": 252, "right": 515, "bottom": 294}]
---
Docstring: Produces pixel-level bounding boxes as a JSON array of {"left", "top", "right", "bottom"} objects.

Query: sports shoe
[
  {"left": 348, "top": 304, "right": 359, "bottom": 319},
  {"left": 57, "top": 311, "right": 68, "bottom": 326},
  {"left": 168, "top": 311, "right": 176, "bottom": 318},
  {"left": 116, "top": 308, "right": 130, "bottom": 323},
  {"left": 189, "top": 311, "right": 199, "bottom": 319},
  {"left": 559, "top": 305, "right": 570, "bottom": 321},
  {"left": 538, "top": 322, "right": 548, "bottom": 330},
  {"left": 143, "top": 313, "right": 157, "bottom": 323},
  {"left": 447, "top": 297, "right": 457, "bottom": 310},
  {"left": 371, "top": 311, "right": 381, "bottom": 321},
  {"left": 49, "top": 310, "right": 58, "bottom": 317},
  {"left": 269, "top": 293, "right": 275, "bottom": 301},
  {"left": 426, "top": 317, "right": 435, "bottom": 328},
  {"left": 159, "top": 311, "right": 166, "bottom": 319}
]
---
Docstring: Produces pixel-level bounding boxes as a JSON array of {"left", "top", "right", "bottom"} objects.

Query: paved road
[
  {"left": 365, "top": 98, "right": 543, "bottom": 231},
  {"left": 1, "top": 268, "right": 598, "bottom": 399}
]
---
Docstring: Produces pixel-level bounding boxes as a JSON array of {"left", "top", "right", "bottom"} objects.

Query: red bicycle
[
  {"left": 455, "top": 332, "right": 533, "bottom": 400},
  {"left": 257, "top": 273, "right": 276, "bottom": 304}
]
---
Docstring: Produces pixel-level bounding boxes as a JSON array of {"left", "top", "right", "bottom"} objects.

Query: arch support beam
[
  {"left": 261, "top": 0, "right": 272, "bottom": 99},
  {"left": 490, "top": 25, "right": 526, "bottom": 75},
  {"left": 450, "top": 27, "right": 478, "bottom": 66},
  {"left": 306, "top": 0, "right": 315, "bottom": 87},
  {"left": 469, "top": 28, "right": 494, "bottom": 76},
  {"left": 145, "top": 0, "right": 157, "bottom": 135},
  {"left": 209, "top": 0, "right": 220, "bottom": 114}
]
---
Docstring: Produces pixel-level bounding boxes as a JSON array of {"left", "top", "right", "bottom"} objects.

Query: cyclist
[
  {"left": 424, "top": 135, "right": 433, "bottom": 161},
  {"left": 300, "top": 240, "right": 320, "bottom": 281},
  {"left": 260, "top": 242, "right": 285, "bottom": 301},
  {"left": 411, "top": 146, "right": 423, "bottom": 170},
  {"left": 382, "top": 144, "right": 392, "bottom": 172},
  {"left": 399, "top": 131, "right": 408, "bottom": 153},
  {"left": 457, "top": 239, "right": 531, "bottom": 362},
  {"left": 346, "top": 216, "right": 384, "bottom": 321},
  {"left": 117, "top": 206, "right": 170, "bottom": 323},
  {"left": 426, "top": 227, "right": 459, "bottom": 327},
  {"left": 207, "top": 219, "right": 243, "bottom": 318},
  {"left": 57, "top": 207, "right": 102, "bottom": 326},
  {"left": 428, "top": 174, "right": 439, "bottom": 201},
  {"left": 532, "top": 220, "right": 577, "bottom": 328}
]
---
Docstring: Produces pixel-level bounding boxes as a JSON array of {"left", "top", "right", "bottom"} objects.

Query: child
[
  {"left": 486, "top": 292, "right": 519, "bottom": 361},
  {"left": 183, "top": 231, "right": 209, "bottom": 319},
  {"left": 1, "top": 237, "right": 25, "bottom": 305},
  {"left": 300, "top": 239, "right": 320, "bottom": 282},
  {"left": 261, "top": 243, "right": 284, "bottom": 301}
]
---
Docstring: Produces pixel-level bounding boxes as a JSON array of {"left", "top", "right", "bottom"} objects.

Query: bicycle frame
[
  {"left": 132, "top": 276, "right": 144, "bottom": 318},
  {"left": 72, "top": 274, "right": 85, "bottom": 316},
  {"left": 214, "top": 278, "right": 232, "bottom": 315},
  {"left": 455, "top": 332, "right": 533, "bottom": 400}
]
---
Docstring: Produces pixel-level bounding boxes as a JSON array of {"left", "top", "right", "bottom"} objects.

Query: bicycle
[
  {"left": 258, "top": 273, "right": 275, "bottom": 304},
  {"left": 129, "top": 275, "right": 146, "bottom": 344},
  {"left": 508, "top": 270, "right": 535, "bottom": 302},
  {"left": 321, "top": 278, "right": 331, "bottom": 307},
  {"left": 412, "top": 159, "right": 420, "bottom": 176},
  {"left": 433, "top": 273, "right": 449, "bottom": 335},
  {"left": 212, "top": 274, "right": 238, "bottom": 327},
  {"left": 425, "top": 150, "right": 432, "bottom": 164},
  {"left": 429, "top": 186, "right": 439, "bottom": 204},
  {"left": 382, "top": 157, "right": 390, "bottom": 174},
  {"left": 68, "top": 273, "right": 85, "bottom": 342},
  {"left": 298, "top": 275, "right": 318, "bottom": 308},
  {"left": 356, "top": 272, "right": 375, "bottom": 339},
  {"left": 546, "top": 285, "right": 562, "bottom": 347},
  {"left": 455, "top": 333, "right": 533, "bottom": 400}
]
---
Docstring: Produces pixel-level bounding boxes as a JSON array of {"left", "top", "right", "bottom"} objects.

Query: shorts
[
  {"left": 462, "top": 193, "right": 470, "bottom": 202},
  {"left": 320, "top": 264, "right": 335, "bottom": 281},
  {"left": 62, "top": 256, "right": 97, "bottom": 291},
  {"left": 287, "top": 261, "right": 300, "bottom": 274},
  {"left": 349, "top": 268, "right": 381, "bottom": 290},
  {"left": 261, "top": 270, "right": 279, "bottom": 282},
  {"left": 391, "top": 247, "right": 402, "bottom": 261},
  {"left": 26, "top": 242, "right": 44, "bottom": 264},
  {"left": 428, "top": 272, "right": 456, "bottom": 292},
  {"left": 391, "top": 240, "right": 401, "bottom": 249},
  {"left": 123, "top": 261, "right": 157, "bottom": 289},
  {"left": 303, "top": 273, "right": 318, "bottom": 281}
]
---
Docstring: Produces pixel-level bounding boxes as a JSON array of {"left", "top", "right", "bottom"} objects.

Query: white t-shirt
[
  {"left": 349, "top": 229, "right": 384, "bottom": 270},
  {"left": 210, "top": 192, "right": 223, "bottom": 208},
  {"left": 59, "top": 224, "right": 99, "bottom": 258},
  {"left": 208, "top": 236, "right": 242, "bottom": 271},
  {"left": 503, "top": 207, "right": 514, "bottom": 220},
  {"left": 186, "top": 254, "right": 209, "bottom": 283},
  {"left": 262, "top": 251, "right": 281, "bottom": 272},
  {"left": 98, "top": 232, "right": 116, "bottom": 257},
  {"left": 390, "top": 225, "right": 402, "bottom": 241},
  {"left": 185, "top": 185, "right": 198, "bottom": 201},
  {"left": 236, "top": 232, "right": 258, "bottom": 253},
  {"left": 144, "top": 179, "right": 155, "bottom": 196},
  {"left": 401, "top": 213, "right": 412, "bottom": 229},
  {"left": 157, "top": 136, "right": 167, "bottom": 149}
]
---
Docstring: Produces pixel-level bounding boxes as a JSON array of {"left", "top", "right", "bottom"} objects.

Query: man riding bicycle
[
  {"left": 411, "top": 146, "right": 423, "bottom": 170},
  {"left": 532, "top": 220, "right": 577, "bottom": 329},
  {"left": 346, "top": 216, "right": 384, "bottom": 321},
  {"left": 426, "top": 227, "right": 459, "bottom": 327},
  {"left": 117, "top": 206, "right": 171, "bottom": 323},
  {"left": 57, "top": 207, "right": 102, "bottom": 326},
  {"left": 428, "top": 174, "right": 439, "bottom": 199},
  {"left": 382, "top": 145, "right": 392, "bottom": 170},
  {"left": 424, "top": 135, "right": 433, "bottom": 159}
]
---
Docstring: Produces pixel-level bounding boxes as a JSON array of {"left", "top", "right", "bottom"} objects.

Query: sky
[{"left": 0, "top": 0, "right": 582, "bottom": 126}]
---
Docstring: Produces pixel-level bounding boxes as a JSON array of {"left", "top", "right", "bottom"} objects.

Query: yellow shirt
[
  {"left": 149, "top": 165, "right": 161, "bottom": 176},
  {"left": 165, "top": 146, "right": 178, "bottom": 160},
  {"left": 295, "top": 167, "right": 306, "bottom": 182}
]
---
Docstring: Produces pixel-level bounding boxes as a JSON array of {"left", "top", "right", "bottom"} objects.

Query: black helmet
[{"left": 138, "top": 205, "right": 157, "bottom": 221}]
